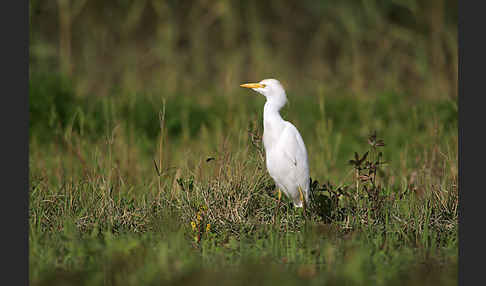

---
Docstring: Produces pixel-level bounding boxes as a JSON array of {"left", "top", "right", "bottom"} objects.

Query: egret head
[{"left": 240, "top": 79, "right": 287, "bottom": 109}]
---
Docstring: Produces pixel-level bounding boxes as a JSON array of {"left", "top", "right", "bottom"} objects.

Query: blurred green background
[
  {"left": 30, "top": 0, "right": 457, "bottom": 98},
  {"left": 29, "top": 0, "right": 458, "bottom": 183}
]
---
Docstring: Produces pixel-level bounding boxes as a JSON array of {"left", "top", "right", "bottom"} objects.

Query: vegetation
[
  {"left": 29, "top": 72, "right": 457, "bottom": 285},
  {"left": 30, "top": 0, "right": 457, "bottom": 98},
  {"left": 29, "top": 1, "right": 457, "bottom": 285}
]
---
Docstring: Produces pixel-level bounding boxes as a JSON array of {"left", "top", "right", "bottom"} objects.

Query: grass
[
  {"left": 30, "top": 0, "right": 457, "bottom": 99},
  {"left": 29, "top": 73, "right": 457, "bottom": 285}
]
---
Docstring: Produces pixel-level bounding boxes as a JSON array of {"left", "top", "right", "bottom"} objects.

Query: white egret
[{"left": 240, "top": 79, "right": 310, "bottom": 209}]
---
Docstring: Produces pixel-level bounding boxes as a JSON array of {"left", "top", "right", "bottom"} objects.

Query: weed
[{"left": 29, "top": 82, "right": 457, "bottom": 286}]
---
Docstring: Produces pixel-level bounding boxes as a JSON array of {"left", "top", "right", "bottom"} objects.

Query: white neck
[
  {"left": 264, "top": 100, "right": 284, "bottom": 116},
  {"left": 263, "top": 101, "right": 286, "bottom": 151}
]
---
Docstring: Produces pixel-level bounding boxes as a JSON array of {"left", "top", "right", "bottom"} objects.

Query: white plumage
[{"left": 240, "top": 79, "right": 310, "bottom": 207}]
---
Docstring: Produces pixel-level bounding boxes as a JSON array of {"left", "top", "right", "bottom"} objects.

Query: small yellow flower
[
  {"left": 191, "top": 221, "right": 196, "bottom": 231},
  {"left": 206, "top": 223, "right": 211, "bottom": 233},
  {"left": 197, "top": 213, "right": 202, "bottom": 222}
]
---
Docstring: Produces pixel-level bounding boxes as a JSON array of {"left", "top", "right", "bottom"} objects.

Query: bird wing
[
  {"left": 281, "top": 122, "right": 308, "bottom": 166},
  {"left": 279, "top": 122, "right": 310, "bottom": 192}
]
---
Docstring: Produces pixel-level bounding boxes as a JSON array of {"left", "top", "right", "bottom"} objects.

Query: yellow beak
[{"left": 240, "top": 83, "right": 265, "bottom": 89}]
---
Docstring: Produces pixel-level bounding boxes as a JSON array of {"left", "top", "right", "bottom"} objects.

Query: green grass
[
  {"left": 29, "top": 73, "right": 457, "bottom": 285},
  {"left": 30, "top": 0, "right": 457, "bottom": 99}
]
